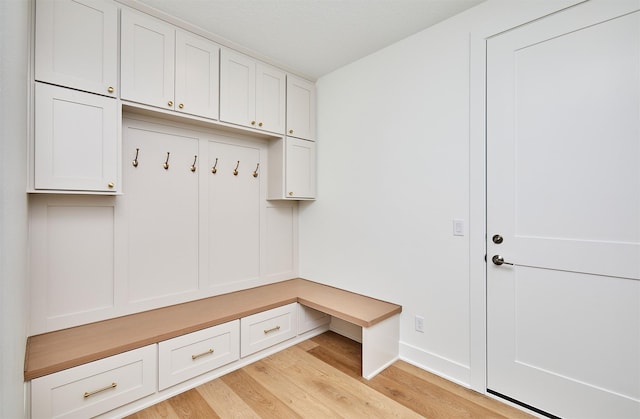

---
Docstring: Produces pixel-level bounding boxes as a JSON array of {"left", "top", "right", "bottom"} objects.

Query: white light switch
[{"left": 453, "top": 219, "right": 465, "bottom": 236}]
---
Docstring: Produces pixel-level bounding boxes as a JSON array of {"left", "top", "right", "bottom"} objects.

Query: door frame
[{"left": 467, "top": 0, "right": 586, "bottom": 394}]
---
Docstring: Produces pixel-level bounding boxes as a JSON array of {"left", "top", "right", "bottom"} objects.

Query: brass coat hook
[
  {"left": 252, "top": 163, "right": 259, "bottom": 178},
  {"left": 132, "top": 148, "right": 139, "bottom": 167},
  {"left": 163, "top": 152, "right": 170, "bottom": 170},
  {"left": 190, "top": 155, "right": 197, "bottom": 172},
  {"left": 233, "top": 160, "right": 240, "bottom": 176},
  {"left": 211, "top": 158, "right": 218, "bottom": 174}
]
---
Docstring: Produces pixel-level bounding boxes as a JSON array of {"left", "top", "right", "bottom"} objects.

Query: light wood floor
[{"left": 127, "top": 331, "right": 534, "bottom": 418}]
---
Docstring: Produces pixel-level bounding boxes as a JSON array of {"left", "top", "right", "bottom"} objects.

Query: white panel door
[
  {"left": 34, "top": 83, "right": 118, "bottom": 192},
  {"left": 121, "top": 8, "right": 175, "bottom": 109},
  {"left": 286, "top": 137, "right": 316, "bottom": 199},
  {"left": 206, "top": 140, "right": 261, "bottom": 286},
  {"left": 175, "top": 30, "right": 220, "bottom": 120},
  {"left": 220, "top": 49, "right": 256, "bottom": 128},
  {"left": 286, "top": 75, "right": 316, "bottom": 140},
  {"left": 35, "top": 0, "right": 118, "bottom": 97},
  {"left": 487, "top": 2, "right": 640, "bottom": 418},
  {"left": 255, "top": 63, "right": 285, "bottom": 134}
]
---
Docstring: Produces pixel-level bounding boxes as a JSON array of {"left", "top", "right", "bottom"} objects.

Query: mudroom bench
[{"left": 24, "top": 278, "right": 402, "bottom": 418}]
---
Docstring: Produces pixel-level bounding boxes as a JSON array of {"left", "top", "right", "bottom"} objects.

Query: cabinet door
[
  {"left": 35, "top": 0, "right": 117, "bottom": 97},
  {"left": 175, "top": 30, "right": 220, "bottom": 120},
  {"left": 220, "top": 49, "right": 256, "bottom": 128},
  {"left": 286, "top": 75, "right": 316, "bottom": 140},
  {"left": 34, "top": 83, "right": 118, "bottom": 192},
  {"left": 255, "top": 64, "right": 285, "bottom": 134},
  {"left": 121, "top": 8, "right": 175, "bottom": 109},
  {"left": 285, "top": 138, "right": 316, "bottom": 199}
]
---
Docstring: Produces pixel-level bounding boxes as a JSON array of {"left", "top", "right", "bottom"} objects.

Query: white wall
[
  {"left": 0, "top": 0, "right": 30, "bottom": 417},
  {"left": 299, "top": 0, "right": 581, "bottom": 388}
]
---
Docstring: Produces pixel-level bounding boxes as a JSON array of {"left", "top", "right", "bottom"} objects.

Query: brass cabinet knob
[
  {"left": 107, "top": 86, "right": 114, "bottom": 93},
  {"left": 288, "top": 191, "right": 294, "bottom": 196},
  {"left": 251, "top": 120, "right": 256, "bottom": 126},
  {"left": 179, "top": 103, "right": 184, "bottom": 109},
  {"left": 288, "top": 129, "right": 294, "bottom": 134},
  {"left": 258, "top": 122, "right": 263, "bottom": 127},
  {"left": 107, "top": 182, "right": 115, "bottom": 188},
  {"left": 168, "top": 100, "right": 173, "bottom": 107}
]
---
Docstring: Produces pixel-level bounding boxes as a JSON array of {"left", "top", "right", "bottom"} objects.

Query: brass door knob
[
  {"left": 179, "top": 103, "right": 184, "bottom": 109},
  {"left": 107, "top": 182, "right": 115, "bottom": 189},
  {"left": 107, "top": 86, "right": 114, "bottom": 93},
  {"left": 288, "top": 129, "right": 294, "bottom": 134},
  {"left": 258, "top": 122, "right": 263, "bottom": 127},
  {"left": 288, "top": 191, "right": 294, "bottom": 196},
  {"left": 251, "top": 120, "right": 256, "bottom": 126},
  {"left": 168, "top": 100, "right": 173, "bottom": 107}
]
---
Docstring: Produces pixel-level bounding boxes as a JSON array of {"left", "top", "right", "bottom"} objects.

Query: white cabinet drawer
[
  {"left": 241, "top": 303, "right": 298, "bottom": 357},
  {"left": 31, "top": 345, "right": 156, "bottom": 419},
  {"left": 298, "top": 304, "right": 330, "bottom": 334},
  {"left": 158, "top": 320, "right": 239, "bottom": 390}
]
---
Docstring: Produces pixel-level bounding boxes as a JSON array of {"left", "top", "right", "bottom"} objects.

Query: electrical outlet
[{"left": 415, "top": 315, "right": 424, "bottom": 333}]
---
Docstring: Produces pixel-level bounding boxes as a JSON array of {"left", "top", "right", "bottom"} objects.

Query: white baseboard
[{"left": 399, "top": 341, "right": 471, "bottom": 388}]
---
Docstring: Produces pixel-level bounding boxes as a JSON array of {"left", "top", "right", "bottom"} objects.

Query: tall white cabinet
[{"left": 32, "top": 0, "right": 120, "bottom": 193}]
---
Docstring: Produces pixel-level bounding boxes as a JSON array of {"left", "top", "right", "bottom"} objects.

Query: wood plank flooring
[{"left": 126, "top": 332, "right": 534, "bottom": 418}]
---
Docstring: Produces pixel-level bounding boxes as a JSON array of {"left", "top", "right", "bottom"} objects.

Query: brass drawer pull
[
  {"left": 191, "top": 348, "right": 214, "bottom": 360},
  {"left": 263, "top": 325, "right": 281, "bottom": 334},
  {"left": 83, "top": 382, "right": 117, "bottom": 399}
]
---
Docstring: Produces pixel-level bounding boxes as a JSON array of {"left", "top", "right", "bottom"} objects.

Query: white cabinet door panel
[
  {"left": 256, "top": 64, "right": 285, "bottom": 134},
  {"left": 34, "top": 83, "right": 118, "bottom": 192},
  {"left": 35, "top": 0, "right": 118, "bottom": 96},
  {"left": 121, "top": 9, "right": 175, "bottom": 109},
  {"left": 175, "top": 30, "right": 220, "bottom": 120},
  {"left": 286, "top": 75, "right": 316, "bottom": 140},
  {"left": 220, "top": 49, "right": 255, "bottom": 127},
  {"left": 286, "top": 138, "right": 316, "bottom": 199}
]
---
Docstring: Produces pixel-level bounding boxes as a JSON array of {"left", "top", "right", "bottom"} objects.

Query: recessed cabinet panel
[
  {"left": 121, "top": 8, "right": 175, "bottom": 108},
  {"left": 286, "top": 138, "right": 316, "bottom": 199},
  {"left": 207, "top": 140, "right": 261, "bottom": 287},
  {"left": 122, "top": 121, "right": 199, "bottom": 303},
  {"left": 220, "top": 49, "right": 256, "bottom": 127},
  {"left": 31, "top": 345, "right": 156, "bottom": 419},
  {"left": 35, "top": 0, "right": 118, "bottom": 96},
  {"left": 265, "top": 204, "right": 296, "bottom": 276},
  {"left": 29, "top": 195, "right": 117, "bottom": 334},
  {"left": 158, "top": 320, "right": 239, "bottom": 390},
  {"left": 286, "top": 75, "right": 316, "bottom": 140},
  {"left": 256, "top": 64, "right": 286, "bottom": 134},
  {"left": 34, "top": 83, "right": 118, "bottom": 192},
  {"left": 240, "top": 303, "right": 298, "bottom": 357},
  {"left": 175, "top": 30, "right": 220, "bottom": 119}
]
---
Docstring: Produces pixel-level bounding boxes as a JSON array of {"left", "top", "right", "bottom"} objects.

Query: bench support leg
[{"left": 361, "top": 313, "right": 400, "bottom": 379}]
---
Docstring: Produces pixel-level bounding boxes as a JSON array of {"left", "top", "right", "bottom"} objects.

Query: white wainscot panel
[
  {"left": 206, "top": 139, "right": 261, "bottom": 287},
  {"left": 29, "top": 195, "right": 116, "bottom": 333},
  {"left": 122, "top": 120, "right": 200, "bottom": 304},
  {"left": 265, "top": 203, "right": 297, "bottom": 278}
]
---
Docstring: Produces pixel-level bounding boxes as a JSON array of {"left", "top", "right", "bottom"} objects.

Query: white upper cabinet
[
  {"left": 220, "top": 49, "right": 285, "bottom": 134},
  {"left": 268, "top": 137, "right": 316, "bottom": 200},
  {"left": 35, "top": 0, "right": 118, "bottom": 97},
  {"left": 286, "top": 75, "right": 316, "bottom": 141},
  {"left": 34, "top": 83, "right": 118, "bottom": 192},
  {"left": 175, "top": 30, "right": 220, "bottom": 119},
  {"left": 121, "top": 9, "right": 220, "bottom": 119},
  {"left": 121, "top": 8, "right": 175, "bottom": 109}
]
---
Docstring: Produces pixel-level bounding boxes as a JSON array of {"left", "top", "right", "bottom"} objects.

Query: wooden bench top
[{"left": 24, "top": 278, "right": 402, "bottom": 380}]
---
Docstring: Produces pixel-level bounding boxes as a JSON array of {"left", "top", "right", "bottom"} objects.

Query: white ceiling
[{"left": 133, "top": 0, "right": 485, "bottom": 80}]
